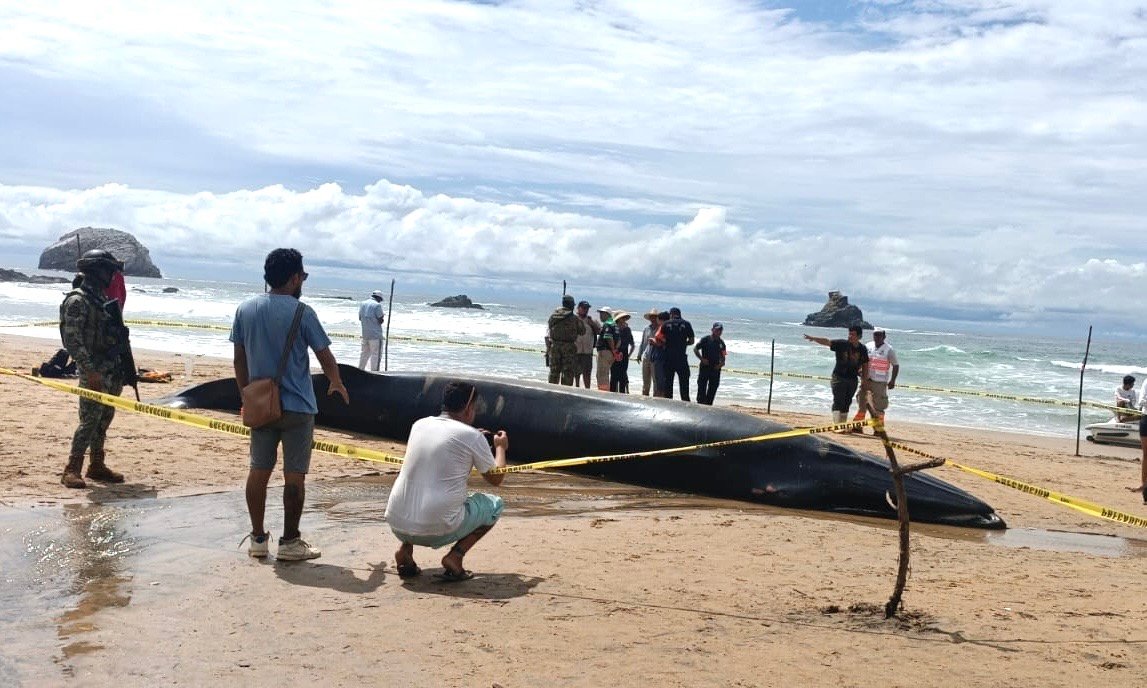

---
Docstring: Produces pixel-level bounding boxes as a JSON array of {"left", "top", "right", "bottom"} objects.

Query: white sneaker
[
  {"left": 277, "top": 536, "right": 321, "bottom": 561},
  {"left": 241, "top": 531, "right": 270, "bottom": 558}
]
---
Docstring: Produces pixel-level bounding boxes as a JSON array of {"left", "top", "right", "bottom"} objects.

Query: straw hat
[
  {"left": 614, "top": 311, "right": 631, "bottom": 323},
  {"left": 643, "top": 308, "right": 659, "bottom": 322}
]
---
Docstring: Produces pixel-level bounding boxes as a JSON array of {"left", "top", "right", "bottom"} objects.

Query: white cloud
[
  {"left": 0, "top": 1, "right": 1145, "bottom": 327},
  {"left": 2, "top": 178, "right": 1145, "bottom": 327}
]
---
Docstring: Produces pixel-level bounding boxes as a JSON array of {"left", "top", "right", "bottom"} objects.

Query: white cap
[{"left": 371, "top": 290, "right": 385, "bottom": 299}]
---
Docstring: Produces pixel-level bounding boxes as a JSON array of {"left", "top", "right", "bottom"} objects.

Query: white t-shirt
[
  {"left": 358, "top": 299, "right": 385, "bottom": 339},
  {"left": 384, "top": 414, "right": 496, "bottom": 536},
  {"left": 865, "top": 341, "right": 899, "bottom": 383},
  {"left": 1115, "top": 386, "right": 1138, "bottom": 407}
]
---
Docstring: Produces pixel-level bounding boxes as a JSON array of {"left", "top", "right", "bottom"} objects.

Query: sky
[{"left": 1, "top": 0, "right": 1145, "bottom": 333}]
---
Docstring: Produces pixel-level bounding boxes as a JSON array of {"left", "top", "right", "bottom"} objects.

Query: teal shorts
[{"left": 391, "top": 493, "right": 504, "bottom": 549}]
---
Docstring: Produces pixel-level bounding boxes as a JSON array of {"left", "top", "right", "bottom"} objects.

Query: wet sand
[{"left": 2, "top": 331, "right": 1147, "bottom": 687}]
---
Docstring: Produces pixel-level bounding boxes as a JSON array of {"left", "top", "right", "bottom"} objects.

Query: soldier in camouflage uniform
[
  {"left": 59, "top": 249, "right": 130, "bottom": 488},
  {"left": 546, "top": 295, "right": 586, "bottom": 386}
]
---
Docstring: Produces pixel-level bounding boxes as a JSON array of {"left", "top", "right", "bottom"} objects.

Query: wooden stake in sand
[{"left": 868, "top": 402, "right": 945, "bottom": 618}]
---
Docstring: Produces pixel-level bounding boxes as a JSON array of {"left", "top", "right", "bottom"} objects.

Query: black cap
[
  {"left": 578, "top": 300, "right": 591, "bottom": 308},
  {"left": 562, "top": 295, "right": 575, "bottom": 308},
  {"left": 669, "top": 307, "right": 681, "bottom": 316}
]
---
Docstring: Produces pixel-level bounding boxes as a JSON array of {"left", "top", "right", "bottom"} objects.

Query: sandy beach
[{"left": 2, "top": 330, "right": 1146, "bottom": 687}]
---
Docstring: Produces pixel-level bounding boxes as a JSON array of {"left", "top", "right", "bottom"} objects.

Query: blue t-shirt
[
  {"left": 229, "top": 294, "right": 332, "bottom": 415},
  {"left": 358, "top": 299, "right": 385, "bottom": 339}
]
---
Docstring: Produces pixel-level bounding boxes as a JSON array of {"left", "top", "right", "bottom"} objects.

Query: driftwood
[{"left": 866, "top": 403, "right": 946, "bottom": 618}]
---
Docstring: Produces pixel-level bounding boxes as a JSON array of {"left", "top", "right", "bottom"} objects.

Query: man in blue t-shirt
[
  {"left": 230, "top": 248, "right": 350, "bottom": 561},
  {"left": 358, "top": 289, "right": 386, "bottom": 371}
]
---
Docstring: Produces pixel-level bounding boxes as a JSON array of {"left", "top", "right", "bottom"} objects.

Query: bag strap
[{"left": 273, "top": 303, "right": 307, "bottom": 383}]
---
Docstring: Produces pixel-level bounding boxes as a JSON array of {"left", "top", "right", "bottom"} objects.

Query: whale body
[{"left": 159, "top": 365, "right": 1005, "bottom": 529}]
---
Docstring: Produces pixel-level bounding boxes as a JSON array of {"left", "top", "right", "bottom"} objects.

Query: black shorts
[{"left": 1139, "top": 415, "right": 1147, "bottom": 437}]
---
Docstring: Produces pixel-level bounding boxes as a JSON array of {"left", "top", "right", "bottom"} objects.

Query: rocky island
[
  {"left": 803, "top": 291, "right": 872, "bottom": 329},
  {"left": 428, "top": 294, "right": 484, "bottom": 310},
  {"left": 0, "top": 268, "right": 71, "bottom": 285},
  {"left": 39, "top": 227, "right": 163, "bottom": 278}
]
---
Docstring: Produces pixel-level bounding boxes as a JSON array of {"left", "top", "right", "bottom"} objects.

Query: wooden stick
[{"left": 868, "top": 403, "right": 910, "bottom": 618}]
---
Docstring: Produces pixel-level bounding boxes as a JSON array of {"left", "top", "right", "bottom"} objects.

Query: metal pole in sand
[
  {"left": 383, "top": 278, "right": 395, "bottom": 371},
  {"left": 767, "top": 338, "right": 775, "bottom": 413},
  {"left": 1075, "top": 325, "right": 1092, "bottom": 457}
]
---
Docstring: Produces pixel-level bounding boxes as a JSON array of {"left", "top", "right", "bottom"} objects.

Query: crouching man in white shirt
[{"left": 384, "top": 381, "right": 509, "bottom": 581}]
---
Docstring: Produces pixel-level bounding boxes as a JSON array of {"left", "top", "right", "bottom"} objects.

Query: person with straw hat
[
  {"left": 635, "top": 308, "right": 661, "bottom": 396},
  {"left": 610, "top": 311, "right": 635, "bottom": 393}
]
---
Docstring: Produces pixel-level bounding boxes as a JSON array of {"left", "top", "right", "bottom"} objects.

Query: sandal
[
  {"left": 434, "top": 568, "right": 474, "bottom": 583},
  {"left": 396, "top": 562, "right": 422, "bottom": 578}
]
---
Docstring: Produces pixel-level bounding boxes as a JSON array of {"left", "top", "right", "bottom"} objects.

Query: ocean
[{"left": 2, "top": 265, "right": 1143, "bottom": 440}]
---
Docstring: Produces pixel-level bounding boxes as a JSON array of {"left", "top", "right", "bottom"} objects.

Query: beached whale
[{"left": 158, "top": 365, "right": 1005, "bottom": 529}]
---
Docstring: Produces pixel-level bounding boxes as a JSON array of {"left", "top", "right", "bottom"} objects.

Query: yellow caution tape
[
  {"left": 752, "top": 368, "right": 1079, "bottom": 408},
  {"left": 0, "top": 367, "right": 405, "bottom": 468},
  {"left": 488, "top": 419, "right": 870, "bottom": 474},
  {"left": 7, "top": 361, "right": 1143, "bottom": 528},
  {"left": 881, "top": 438, "right": 1147, "bottom": 529},
  {"left": 1085, "top": 402, "right": 1144, "bottom": 417},
  {"left": 16, "top": 318, "right": 1109, "bottom": 410}
]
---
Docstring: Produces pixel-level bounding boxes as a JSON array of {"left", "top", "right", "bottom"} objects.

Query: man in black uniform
[
  {"left": 658, "top": 307, "right": 695, "bottom": 401},
  {"left": 694, "top": 322, "right": 727, "bottom": 405}
]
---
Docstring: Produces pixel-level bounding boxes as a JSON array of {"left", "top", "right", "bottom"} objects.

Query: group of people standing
[{"left": 545, "top": 297, "right": 727, "bottom": 404}]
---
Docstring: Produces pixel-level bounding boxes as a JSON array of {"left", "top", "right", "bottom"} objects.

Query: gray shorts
[{"left": 249, "top": 412, "right": 315, "bottom": 473}]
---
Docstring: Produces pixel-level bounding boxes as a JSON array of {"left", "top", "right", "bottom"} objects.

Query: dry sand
[{"left": 2, "top": 331, "right": 1146, "bottom": 687}]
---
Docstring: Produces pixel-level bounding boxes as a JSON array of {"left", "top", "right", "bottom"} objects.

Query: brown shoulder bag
[{"left": 241, "top": 302, "right": 305, "bottom": 429}]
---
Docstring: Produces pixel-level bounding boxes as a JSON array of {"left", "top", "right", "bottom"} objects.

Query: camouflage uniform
[
  {"left": 60, "top": 280, "right": 128, "bottom": 484},
  {"left": 547, "top": 306, "right": 585, "bottom": 385}
]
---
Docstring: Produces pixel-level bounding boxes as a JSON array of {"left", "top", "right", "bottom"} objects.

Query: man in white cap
[
  {"left": 358, "top": 290, "right": 386, "bottom": 371},
  {"left": 853, "top": 327, "right": 899, "bottom": 431}
]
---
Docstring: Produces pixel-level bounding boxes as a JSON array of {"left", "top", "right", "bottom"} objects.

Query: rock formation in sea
[
  {"left": 0, "top": 268, "right": 71, "bottom": 285},
  {"left": 803, "top": 291, "right": 872, "bottom": 329},
  {"left": 428, "top": 294, "right": 484, "bottom": 310},
  {"left": 38, "top": 227, "right": 163, "bottom": 278}
]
